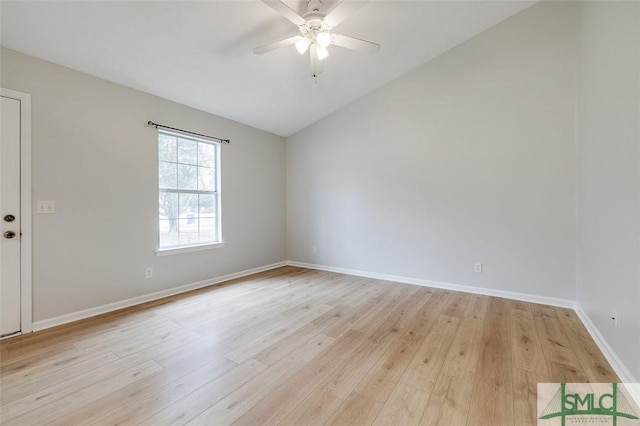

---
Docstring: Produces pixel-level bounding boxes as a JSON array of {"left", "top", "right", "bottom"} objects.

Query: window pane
[
  {"left": 199, "top": 194, "right": 216, "bottom": 218},
  {"left": 159, "top": 134, "right": 177, "bottom": 162},
  {"left": 198, "top": 167, "right": 215, "bottom": 191},
  {"left": 200, "top": 219, "right": 216, "bottom": 242},
  {"left": 159, "top": 192, "right": 178, "bottom": 220},
  {"left": 199, "top": 143, "right": 216, "bottom": 168},
  {"left": 199, "top": 194, "right": 217, "bottom": 242},
  {"left": 177, "top": 164, "right": 198, "bottom": 190},
  {"left": 178, "top": 138, "right": 198, "bottom": 165},
  {"left": 179, "top": 192, "right": 198, "bottom": 218},
  {"left": 159, "top": 161, "right": 177, "bottom": 189},
  {"left": 178, "top": 193, "right": 198, "bottom": 245},
  {"left": 159, "top": 219, "right": 179, "bottom": 247},
  {"left": 179, "top": 218, "right": 199, "bottom": 245}
]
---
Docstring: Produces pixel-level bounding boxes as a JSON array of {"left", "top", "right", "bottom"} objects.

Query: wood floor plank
[
  {"left": 0, "top": 347, "right": 114, "bottom": 389},
  {"left": 0, "top": 351, "right": 120, "bottom": 402},
  {"left": 188, "top": 298, "right": 321, "bottom": 346},
  {"left": 464, "top": 293, "right": 490, "bottom": 320},
  {"left": 533, "top": 305, "right": 585, "bottom": 380},
  {"left": 174, "top": 270, "right": 328, "bottom": 332},
  {"left": 1, "top": 350, "right": 154, "bottom": 409},
  {"left": 325, "top": 391, "right": 383, "bottom": 426},
  {"left": 192, "top": 278, "right": 340, "bottom": 344},
  {"left": 232, "top": 330, "right": 367, "bottom": 425},
  {"left": 547, "top": 360, "right": 590, "bottom": 383},
  {"left": 398, "top": 315, "right": 460, "bottom": 391},
  {"left": 280, "top": 292, "right": 439, "bottom": 425},
  {"left": 351, "top": 284, "right": 420, "bottom": 334},
  {"left": 4, "top": 360, "right": 163, "bottom": 425},
  {"left": 466, "top": 297, "right": 514, "bottom": 426},
  {"left": 373, "top": 381, "right": 429, "bottom": 426},
  {"left": 441, "top": 291, "right": 472, "bottom": 319},
  {"left": 419, "top": 374, "right": 472, "bottom": 426},
  {"left": 0, "top": 343, "right": 79, "bottom": 376},
  {"left": 71, "top": 320, "right": 181, "bottom": 352},
  {"left": 136, "top": 359, "right": 267, "bottom": 426},
  {"left": 50, "top": 354, "right": 238, "bottom": 426},
  {"left": 354, "top": 294, "right": 436, "bottom": 403},
  {"left": 0, "top": 340, "right": 81, "bottom": 369},
  {"left": 512, "top": 367, "right": 543, "bottom": 426},
  {"left": 510, "top": 308, "right": 548, "bottom": 375},
  {"left": 180, "top": 334, "right": 335, "bottom": 425},
  {"left": 438, "top": 311, "right": 484, "bottom": 378},
  {"left": 224, "top": 303, "right": 333, "bottom": 363},
  {"left": 0, "top": 268, "right": 620, "bottom": 426},
  {"left": 164, "top": 281, "right": 311, "bottom": 332},
  {"left": 507, "top": 299, "right": 533, "bottom": 312},
  {"left": 322, "top": 283, "right": 396, "bottom": 338},
  {"left": 252, "top": 305, "right": 348, "bottom": 365},
  {"left": 555, "top": 308, "right": 619, "bottom": 382},
  {"left": 279, "top": 390, "right": 346, "bottom": 426}
]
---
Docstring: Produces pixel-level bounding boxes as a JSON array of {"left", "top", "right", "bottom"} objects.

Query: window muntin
[{"left": 158, "top": 131, "right": 221, "bottom": 249}]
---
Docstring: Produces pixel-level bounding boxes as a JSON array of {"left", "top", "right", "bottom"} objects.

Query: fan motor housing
[{"left": 302, "top": 11, "right": 325, "bottom": 24}]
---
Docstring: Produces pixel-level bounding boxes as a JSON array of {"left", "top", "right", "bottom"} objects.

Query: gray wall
[
  {"left": 287, "top": 2, "right": 578, "bottom": 300},
  {"left": 576, "top": 2, "right": 640, "bottom": 381},
  {"left": 1, "top": 47, "right": 287, "bottom": 322}
]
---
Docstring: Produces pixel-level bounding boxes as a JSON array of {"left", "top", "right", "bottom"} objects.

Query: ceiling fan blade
[
  {"left": 323, "top": 0, "right": 369, "bottom": 28},
  {"left": 253, "top": 35, "right": 300, "bottom": 54},
  {"left": 260, "top": 0, "right": 306, "bottom": 26},
  {"left": 332, "top": 34, "right": 380, "bottom": 53}
]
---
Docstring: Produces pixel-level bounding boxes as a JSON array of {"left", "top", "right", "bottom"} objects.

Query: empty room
[{"left": 0, "top": 0, "right": 639, "bottom": 425}]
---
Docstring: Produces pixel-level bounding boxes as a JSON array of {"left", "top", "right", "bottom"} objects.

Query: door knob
[
  {"left": 3, "top": 231, "right": 16, "bottom": 239},
  {"left": 4, "top": 214, "right": 15, "bottom": 222}
]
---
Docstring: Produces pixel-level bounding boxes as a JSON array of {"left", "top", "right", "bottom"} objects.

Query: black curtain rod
[{"left": 147, "top": 121, "right": 230, "bottom": 144}]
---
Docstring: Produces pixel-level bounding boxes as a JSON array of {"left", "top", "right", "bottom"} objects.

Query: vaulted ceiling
[{"left": 0, "top": 1, "right": 535, "bottom": 136}]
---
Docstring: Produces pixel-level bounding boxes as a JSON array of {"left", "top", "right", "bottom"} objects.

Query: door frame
[{"left": 1, "top": 88, "right": 32, "bottom": 335}]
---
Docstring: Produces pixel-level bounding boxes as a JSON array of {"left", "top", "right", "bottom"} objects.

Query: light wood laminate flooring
[{"left": 0, "top": 266, "right": 621, "bottom": 425}]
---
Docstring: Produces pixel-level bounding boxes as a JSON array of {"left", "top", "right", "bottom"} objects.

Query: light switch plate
[{"left": 36, "top": 200, "right": 56, "bottom": 214}]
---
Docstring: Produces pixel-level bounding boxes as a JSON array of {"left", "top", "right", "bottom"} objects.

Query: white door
[{"left": 1, "top": 95, "right": 23, "bottom": 336}]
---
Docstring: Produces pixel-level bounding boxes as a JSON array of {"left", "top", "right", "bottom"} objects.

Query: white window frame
[{"left": 155, "top": 129, "right": 224, "bottom": 256}]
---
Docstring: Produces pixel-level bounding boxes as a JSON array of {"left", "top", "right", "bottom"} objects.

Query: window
[{"left": 157, "top": 130, "right": 221, "bottom": 251}]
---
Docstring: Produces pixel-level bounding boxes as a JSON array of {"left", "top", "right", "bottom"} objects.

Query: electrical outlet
[
  {"left": 612, "top": 315, "right": 619, "bottom": 329},
  {"left": 474, "top": 263, "right": 483, "bottom": 273},
  {"left": 145, "top": 267, "right": 153, "bottom": 279}
]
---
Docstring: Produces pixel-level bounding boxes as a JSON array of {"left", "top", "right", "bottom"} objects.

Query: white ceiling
[{"left": 0, "top": 1, "right": 534, "bottom": 137}]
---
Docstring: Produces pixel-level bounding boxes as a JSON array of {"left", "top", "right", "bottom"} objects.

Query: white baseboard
[
  {"left": 574, "top": 308, "right": 639, "bottom": 384},
  {"left": 33, "top": 260, "right": 574, "bottom": 332},
  {"left": 32, "top": 261, "right": 288, "bottom": 331},
  {"left": 286, "top": 261, "right": 576, "bottom": 309}
]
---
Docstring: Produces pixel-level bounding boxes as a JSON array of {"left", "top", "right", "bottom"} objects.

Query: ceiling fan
[{"left": 254, "top": 0, "right": 380, "bottom": 80}]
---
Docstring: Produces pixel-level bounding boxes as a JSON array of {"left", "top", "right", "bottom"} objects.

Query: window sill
[{"left": 155, "top": 242, "right": 225, "bottom": 257}]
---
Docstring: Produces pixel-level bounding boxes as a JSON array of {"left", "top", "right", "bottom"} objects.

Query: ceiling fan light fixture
[
  {"left": 295, "top": 37, "right": 311, "bottom": 54},
  {"left": 316, "top": 31, "right": 331, "bottom": 48},
  {"left": 316, "top": 44, "right": 329, "bottom": 61},
  {"left": 256, "top": 0, "right": 380, "bottom": 80}
]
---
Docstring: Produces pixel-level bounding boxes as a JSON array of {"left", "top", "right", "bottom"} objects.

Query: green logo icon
[{"left": 539, "top": 383, "right": 639, "bottom": 426}]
